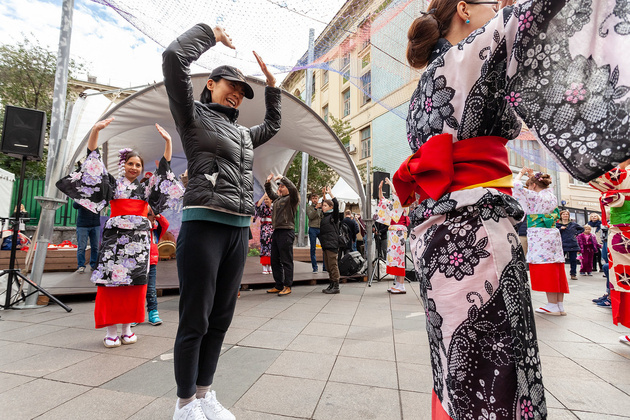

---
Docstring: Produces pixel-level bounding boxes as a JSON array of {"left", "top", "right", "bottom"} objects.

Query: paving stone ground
[{"left": 0, "top": 265, "right": 629, "bottom": 419}]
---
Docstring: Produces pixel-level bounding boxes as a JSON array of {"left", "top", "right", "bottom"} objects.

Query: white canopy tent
[
  {"left": 331, "top": 176, "right": 361, "bottom": 213},
  {"left": 0, "top": 168, "right": 15, "bottom": 219},
  {"left": 63, "top": 75, "right": 365, "bottom": 205}
]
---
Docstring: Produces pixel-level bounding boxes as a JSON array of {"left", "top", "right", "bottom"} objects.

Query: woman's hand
[
  {"left": 94, "top": 118, "right": 114, "bottom": 132},
  {"left": 212, "top": 26, "right": 235, "bottom": 49},
  {"left": 253, "top": 51, "right": 276, "bottom": 88},
  {"left": 155, "top": 124, "right": 171, "bottom": 142},
  {"left": 266, "top": 173, "right": 274, "bottom": 183}
]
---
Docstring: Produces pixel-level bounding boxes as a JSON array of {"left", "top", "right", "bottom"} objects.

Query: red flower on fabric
[{"left": 613, "top": 265, "right": 630, "bottom": 291}]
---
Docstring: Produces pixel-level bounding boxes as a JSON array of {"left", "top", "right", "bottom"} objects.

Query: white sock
[
  {"left": 106, "top": 325, "right": 118, "bottom": 338},
  {"left": 557, "top": 302, "right": 565, "bottom": 312},
  {"left": 121, "top": 323, "right": 132, "bottom": 337}
]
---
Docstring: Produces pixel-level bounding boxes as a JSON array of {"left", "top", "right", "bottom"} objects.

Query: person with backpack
[
  {"left": 374, "top": 178, "right": 410, "bottom": 294},
  {"left": 318, "top": 186, "right": 341, "bottom": 294},
  {"left": 341, "top": 210, "right": 360, "bottom": 252}
]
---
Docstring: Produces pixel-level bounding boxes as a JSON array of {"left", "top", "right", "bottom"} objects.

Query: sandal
[
  {"left": 389, "top": 287, "right": 407, "bottom": 294},
  {"left": 121, "top": 333, "right": 137, "bottom": 345},
  {"left": 104, "top": 336, "right": 121, "bottom": 348}
]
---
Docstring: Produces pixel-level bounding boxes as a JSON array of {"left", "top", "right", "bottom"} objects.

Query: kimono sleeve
[
  {"left": 148, "top": 157, "right": 185, "bottom": 214},
  {"left": 374, "top": 194, "right": 405, "bottom": 225},
  {"left": 55, "top": 149, "right": 114, "bottom": 214},
  {"left": 503, "top": 0, "right": 630, "bottom": 181}
]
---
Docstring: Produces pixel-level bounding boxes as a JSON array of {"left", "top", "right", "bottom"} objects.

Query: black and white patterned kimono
[
  {"left": 57, "top": 149, "right": 183, "bottom": 286},
  {"left": 396, "top": 1, "right": 630, "bottom": 419}
]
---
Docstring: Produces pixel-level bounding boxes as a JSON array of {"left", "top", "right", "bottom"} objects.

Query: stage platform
[{"left": 7, "top": 255, "right": 369, "bottom": 297}]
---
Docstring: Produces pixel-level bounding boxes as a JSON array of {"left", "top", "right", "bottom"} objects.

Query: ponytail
[{"left": 407, "top": 0, "right": 459, "bottom": 69}]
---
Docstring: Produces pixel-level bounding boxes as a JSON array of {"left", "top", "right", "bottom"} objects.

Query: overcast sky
[{"left": 0, "top": 0, "right": 347, "bottom": 89}]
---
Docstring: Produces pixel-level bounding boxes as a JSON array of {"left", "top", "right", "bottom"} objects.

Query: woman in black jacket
[
  {"left": 557, "top": 210, "right": 584, "bottom": 281},
  {"left": 319, "top": 186, "right": 340, "bottom": 294},
  {"left": 163, "top": 25, "right": 281, "bottom": 420}
]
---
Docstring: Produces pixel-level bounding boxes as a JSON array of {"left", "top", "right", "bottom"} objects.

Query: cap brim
[{"left": 221, "top": 76, "right": 255, "bottom": 99}]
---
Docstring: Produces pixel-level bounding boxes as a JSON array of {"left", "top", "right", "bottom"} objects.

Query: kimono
[
  {"left": 513, "top": 183, "right": 568, "bottom": 293},
  {"left": 392, "top": 1, "right": 630, "bottom": 419},
  {"left": 56, "top": 149, "right": 183, "bottom": 327},
  {"left": 590, "top": 167, "right": 630, "bottom": 328},
  {"left": 253, "top": 202, "right": 273, "bottom": 265},
  {"left": 374, "top": 194, "right": 409, "bottom": 276},
  {"left": 577, "top": 232, "right": 600, "bottom": 274}
]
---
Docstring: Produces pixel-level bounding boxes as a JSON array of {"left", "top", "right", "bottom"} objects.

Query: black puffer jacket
[
  {"left": 163, "top": 24, "right": 281, "bottom": 216},
  {"left": 319, "top": 198, "right": 339, "bottom": 250}
]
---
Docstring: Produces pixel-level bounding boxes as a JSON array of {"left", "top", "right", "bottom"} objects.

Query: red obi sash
[
  {"left": 110, "top": 199, "right": 149, "bottom": 218},
  {"left": 393, "top": 134, "right": 513, "bottom": 206}
]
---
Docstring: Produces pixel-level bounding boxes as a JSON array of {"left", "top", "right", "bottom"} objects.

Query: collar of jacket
[{"left": 202, "top": 102, "right": 239, "bottom": 123}]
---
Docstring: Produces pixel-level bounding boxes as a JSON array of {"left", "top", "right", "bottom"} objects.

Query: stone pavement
[{"left": 0, "top": 267, "right": 630, "bottom": 419}]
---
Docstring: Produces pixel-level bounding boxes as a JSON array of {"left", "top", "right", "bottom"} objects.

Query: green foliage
[
  {"left": 247, "top": 247, "right": 260, "bottom": 257},
  {"left": 356, "top": 162, "right": 387, "bottom": 184},
  {"left": 0, "top": 36, "right": 85, "bottom": 177},
  {"left": 329, "top": 115, "right": 353, "bottom": 145}
]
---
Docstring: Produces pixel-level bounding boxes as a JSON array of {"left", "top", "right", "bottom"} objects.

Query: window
[
  {"left": 322, "top": 104, "right": 329, "bottom": 123},
  {"left": 342, "top": 52, "right": 350, "bottom": 85},
  {"left": 359, "top": 20, "right": 371, "bottom": 50},
  {"left": 341, "top": 52, "right": 351, "bottom": 68},
  {"left": 360, "top": 126, "right": 371, "bottom": 159},
  {"left": 322, "top": 69, "right": 329, "bottom": 86},
  {"left": 361, "top": 71, "right": 371, "bottom": 106},
  {"left": 311, "top": 73, "right": 316, "bottom": 94},
  {"left": 361, "top": 52, "right": 370, "bottom": 69},
  {"left": 569, "top": 176, "right": 589, "bottom": 187},
  {"left": 342, "top": 89, "right": 351, "bottom": 117}
]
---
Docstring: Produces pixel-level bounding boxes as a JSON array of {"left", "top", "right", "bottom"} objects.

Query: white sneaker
[
  {"left": 199, "top": 391, "right": 235, "bottom": 420},
  {"left": 173, "top": 399, "right": 206, "bottom": 420},
  {"left": 76, "top": 266, "right": 86, "bottom": 274},
  {"left": 620, "top": 335, "right": 630, "bottom": 345}
]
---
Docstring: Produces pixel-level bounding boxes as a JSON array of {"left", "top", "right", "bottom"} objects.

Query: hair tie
[{"left": 118, "top": 148, "right": 133, "bottom": 177}]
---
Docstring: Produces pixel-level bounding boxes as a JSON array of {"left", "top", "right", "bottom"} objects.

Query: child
[
  {"left": 146, "top": 206, "right": 169, "bottom": 325},
  {"left": 577, "top": 225, "right": 600, "bottom": 276},
  {"left": 253, "top": 194, "right": 273, "bottom": 274},
  {"left": 319, "top": 186, "right": 340, "bottom": 294}
]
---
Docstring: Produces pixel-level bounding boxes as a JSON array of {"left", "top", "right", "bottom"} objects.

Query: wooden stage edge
[{"left": 18, "top": 256, "right": 370, "bottom": 297}]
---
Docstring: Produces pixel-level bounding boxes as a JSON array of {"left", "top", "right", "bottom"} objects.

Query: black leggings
[{"left": 174, "top": 220, "right": 248, "bottom": 398}]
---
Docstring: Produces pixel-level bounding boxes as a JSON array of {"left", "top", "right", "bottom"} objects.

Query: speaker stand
[{"left": 1, "top": 156, "right": 71, "bottom": 312}]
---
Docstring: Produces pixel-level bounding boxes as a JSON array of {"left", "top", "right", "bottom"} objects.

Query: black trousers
[
  {"left": 271, "top": 228, "right": 295, "bottom": 289},
  {"left": 174, "top": 220, "right": 248, "bottom": 398}
]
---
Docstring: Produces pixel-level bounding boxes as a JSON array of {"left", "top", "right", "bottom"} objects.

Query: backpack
[{"left": 338, "top": 221, "right": 352, "bottom": 250}]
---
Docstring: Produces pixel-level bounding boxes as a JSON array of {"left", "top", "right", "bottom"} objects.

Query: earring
[{"left": 466, "top": 18, "right": 470, "bottom": 23}]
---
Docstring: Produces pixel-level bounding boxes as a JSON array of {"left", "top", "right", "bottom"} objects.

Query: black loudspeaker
[
  {"left": 372, "top": 171, "right": 390, "bottom": 199},
  {"left": 1, "top": 105, "right": 46, "bottom": 161}
]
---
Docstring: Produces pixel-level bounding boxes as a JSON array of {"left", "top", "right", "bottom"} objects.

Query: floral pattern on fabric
[
  {"left": 513, "top": 183, "right": 565, "bottom": 264},
  {"left": 374, "top": 194, "right": 408, "bottom": 273},
  {"left": 374, "top": 193, "right": 405, "bottom": 226},
  {"left": 407, "top": 0, "right": 630, "bottom": 183},
  {"left": 56, "top": 149, "right": 183, "bottom": 286},
  {"left": 408, "top": 188, "right": 544, "bottom": 420},
  {"left": 254, "top": 203, "right": 274, "bottom": 258}
]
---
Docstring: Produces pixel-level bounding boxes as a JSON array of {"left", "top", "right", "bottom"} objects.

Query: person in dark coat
[
  {"left": 588, "top": 213, "right": 603, "bottom": 272},
  {"left": 318, "top": 186, "right": 340, "bottom": 294},
  {"left": 73, "top": 201, "right": 100, "bottom": 273},
  {"left": 265, "top": 173, "right": 299, "bottom": 296},
  {"left": 341, "top": 209, "right": 359, "bottom": 252},
  {"left": 557, "top": 209, "right": 584, "bottom": 280},
  {"left": 163, "top": 23, "right": 280, "bottom": 420}
]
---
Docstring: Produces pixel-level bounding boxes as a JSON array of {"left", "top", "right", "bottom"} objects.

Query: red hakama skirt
[
  {"left": 529, "top": 262, "right": 569, "bottom": 293},
  {"left": 94, "top": 285, "right": 147, "bottom": 328}
]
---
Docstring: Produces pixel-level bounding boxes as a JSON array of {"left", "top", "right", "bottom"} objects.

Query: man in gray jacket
[{"left": 265, "top": 173, "right": 299, "bottom": 296}]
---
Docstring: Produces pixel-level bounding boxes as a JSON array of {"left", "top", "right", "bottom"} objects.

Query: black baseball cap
[{"left": 204, "top": 65, "right": 254, "bottom": 99}]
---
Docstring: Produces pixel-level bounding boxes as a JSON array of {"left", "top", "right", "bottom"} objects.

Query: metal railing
[{"left": 9, "top": 179, "right": 77, "bottom": 226}]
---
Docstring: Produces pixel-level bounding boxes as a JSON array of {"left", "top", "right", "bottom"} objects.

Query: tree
[
  {"left": 0, "top": 36, "right": 85, "bottom": 177},
  {"left": 329, "top": 115, "right": 352, "bottom": 145}
]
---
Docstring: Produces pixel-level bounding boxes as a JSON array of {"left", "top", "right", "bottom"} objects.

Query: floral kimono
[
  {"left": 253, "top": 202, "right": 273, "bottom": 266},
  {"left": 374, "top": 194, "right": 408, "bottom": 276},
  {"left": 57, "top": 149, "right": 183, "bottom": 327},
  {"left": 590, "top": 167, "right": 630, "bottom": 328},
  {"left": 392, "top": 1, "right": 630, "bottom": 419}
]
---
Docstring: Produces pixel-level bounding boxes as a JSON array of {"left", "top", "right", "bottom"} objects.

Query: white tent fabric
[
  {"left": 63, "top": 75, "right": 365, "bottom": 205},
  {"left": 0, "top": 168, "right": 15, "bottom": 218},
  {"left": 331, "top": 177, "right": 361, "bottom": 206}
]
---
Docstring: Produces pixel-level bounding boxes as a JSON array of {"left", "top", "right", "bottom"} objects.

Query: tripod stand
[
  {"left": 368, "top": 233, "right": 387, "bottom": 287},
  {"left": 1, "top": 156, "right": 71, "bottom": 312}
]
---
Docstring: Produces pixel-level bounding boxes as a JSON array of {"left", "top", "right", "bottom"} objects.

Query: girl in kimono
[
  {"left": 375, "top": 178, "right": 409, "bottom": 294},
  {"left": 393, "top": 0, "right": 630, "bottom": 419},
  {"left": 56, "top": 118, "right": 183, "bottom": 348},
  {"left": 253, "top": 194, "right": 273, "bottom": 274},
  {"left": 577, "top": 225, "right": 600, "bottom": 276},
  {"left": 589, "top": 160, "right": 630, "bottom": 344},
  {"left": 514, "top": 168, "right": 568, "bottom": 315}
]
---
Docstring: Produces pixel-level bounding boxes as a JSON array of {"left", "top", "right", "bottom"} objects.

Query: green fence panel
[{"left": 10, "top": 179, "right": 78, "bottom": 226}]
